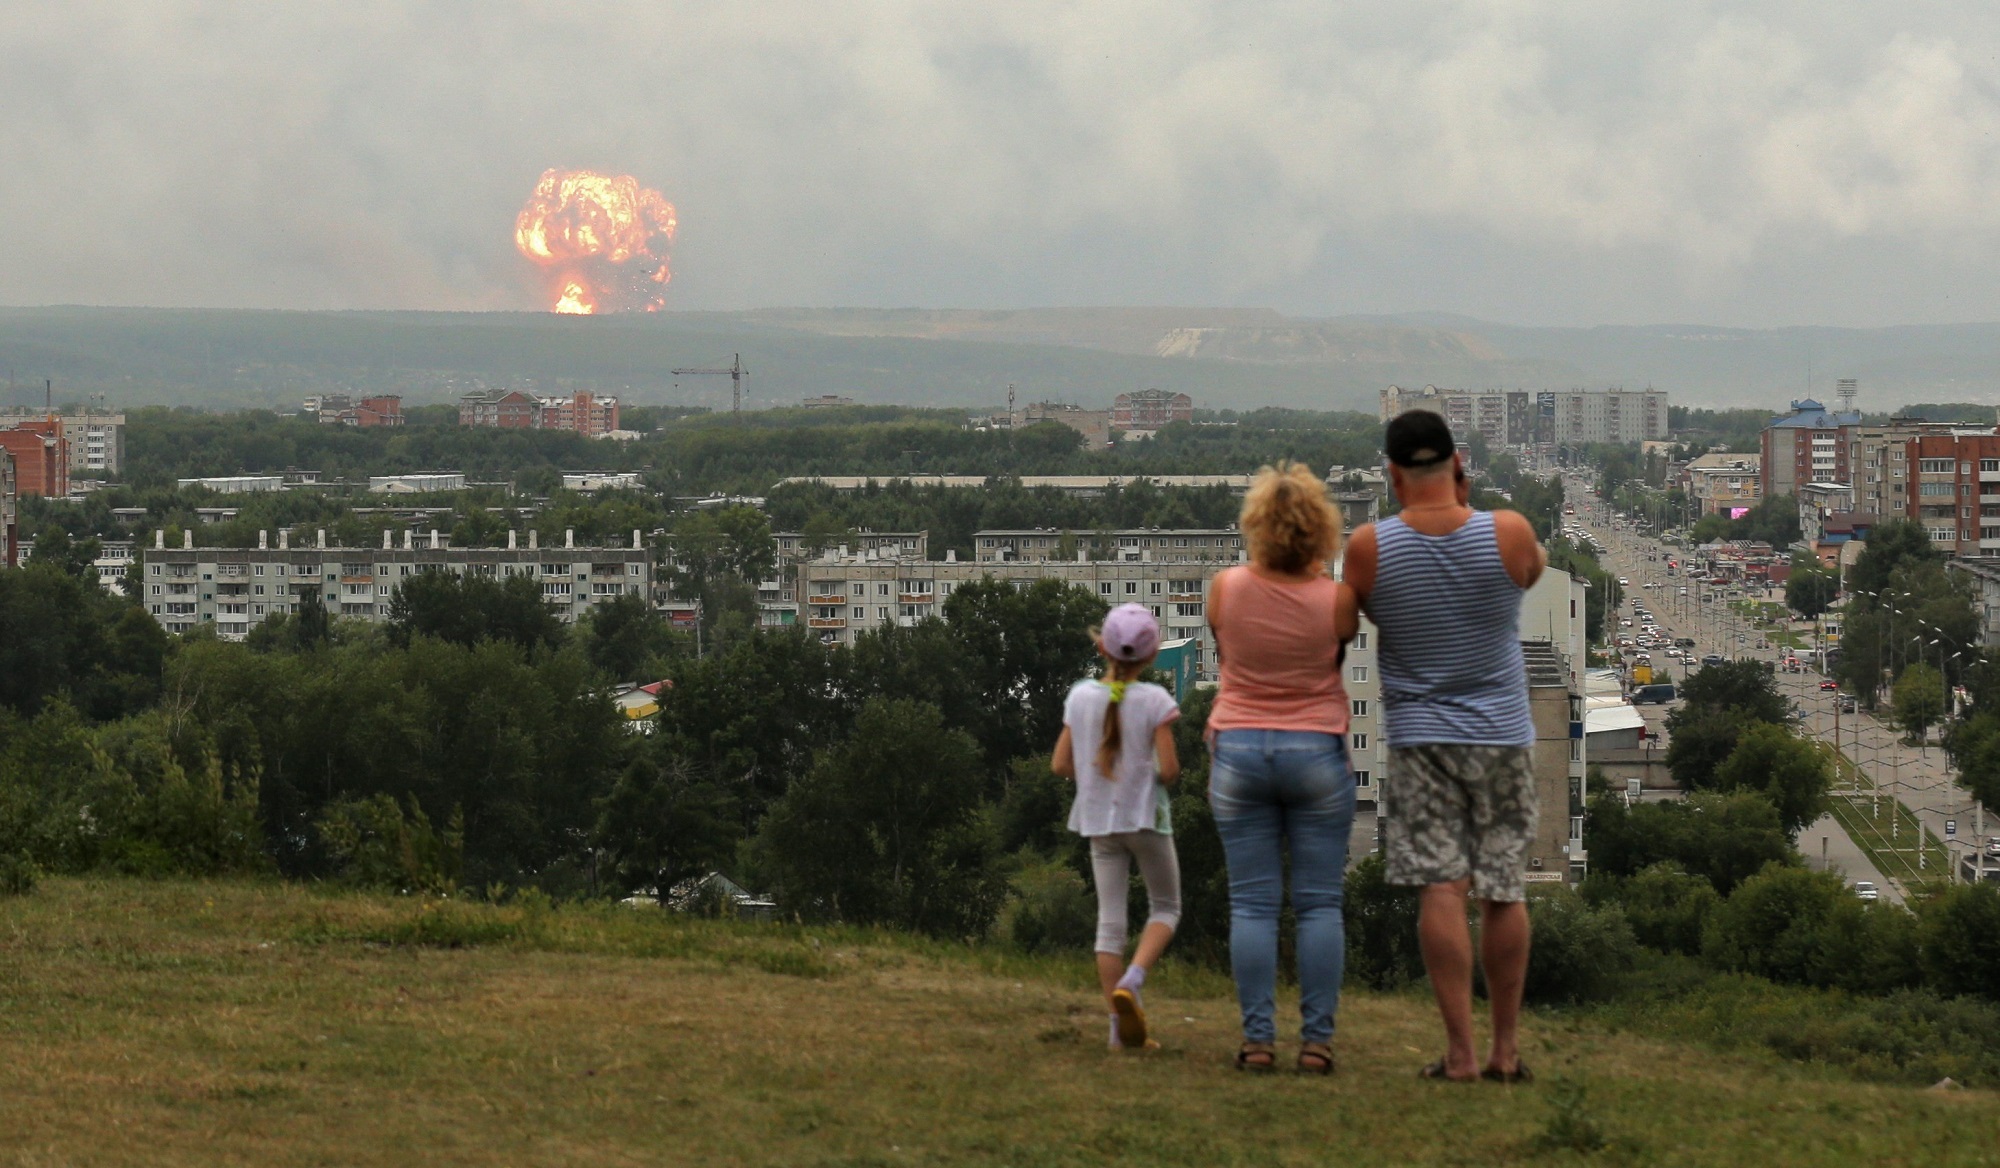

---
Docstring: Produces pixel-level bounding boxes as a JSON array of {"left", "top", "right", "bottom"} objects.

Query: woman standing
[{"left": 1206, "top": 462, "right": 1358, "bottom": 1074}]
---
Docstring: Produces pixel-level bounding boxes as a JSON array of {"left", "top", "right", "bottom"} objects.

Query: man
[{"left": 1342, "top": 409, "right": 1545, "bottom": 1083}]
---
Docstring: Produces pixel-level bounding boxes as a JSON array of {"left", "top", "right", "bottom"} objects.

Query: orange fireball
[{"left": 516, "top": 169, "right": 677, "bottom": 314}]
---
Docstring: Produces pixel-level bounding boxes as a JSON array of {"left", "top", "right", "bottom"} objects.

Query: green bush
[
  {"left": 0, "top": 851, "right": 37, "bottom": 896},
  {"left": 1343, "top": 853, "right": 1422, "bottom": 990},
  {"left": 1617, "top": 862, "right": 1719, "bottom": 955},
  {"left": 1523, "top": 886, "right": 1639, "bottom": 1005},
  {"left": 1918, "top": 883, "right": 2000, "bottom": 1000},
  {"left": 317, "top": 794, "right": 465, "bottom": 894},
  {"left": 998, "top": 854, "right": 1096, "bottom": 954},
  {"left": 1700, "top": 862, "right": 1918, "bottom": 991}
]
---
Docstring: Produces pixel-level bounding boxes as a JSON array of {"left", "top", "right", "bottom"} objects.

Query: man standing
[{"left": 1343, "top": 409, "right": 1545, "bottom": 1083}]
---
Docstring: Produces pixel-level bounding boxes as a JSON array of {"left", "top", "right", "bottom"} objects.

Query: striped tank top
[{"left": 1369, "top": 510, "right": 1533, "bottom": 747}]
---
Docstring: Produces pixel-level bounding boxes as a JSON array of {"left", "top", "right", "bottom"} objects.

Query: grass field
[{"left": 3, "top": 879, "right": 1998, "bottom": 1166}]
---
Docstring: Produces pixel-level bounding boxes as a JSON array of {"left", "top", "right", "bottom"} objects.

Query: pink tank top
[{"left": 1207, "top": 566, "right": 1350, "bottom": 735}]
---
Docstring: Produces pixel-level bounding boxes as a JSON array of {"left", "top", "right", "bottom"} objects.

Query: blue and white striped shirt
[{"left": 1369, "top": 511, "right": 1534, "bottom": 747}]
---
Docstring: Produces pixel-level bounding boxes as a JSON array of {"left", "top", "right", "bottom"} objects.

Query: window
[
  {"left": 878, "top": 583, "right": 890, "bottom": 596},
  {"left": 1149, "top": 581, "right": 1163, "bottom": 595},
  {"left": 1351, "top": 665, "right": 1369, "bottom": 683},
  {"left": 1174, "top": 603, "right": 1202, "bottom": 618},
  {"left": 1921, "top": 458, "right": 1955, "bottom": 473},
  {"left": 878, "top": 607, "right": 890, "bottom": 620},
  {"left": 852, "top": 583, "right": 865, "bottom": 596},
  {"left": 150, "top": 584, "right": 162, "bottom": 595},
  {"left": 1350, "top": 699, "right": 1369, "bottom": 717},
  {"left": 1982, "top": 460, "right": 1999, "bottom": 473},
  {"left": 1125, "top": 581, "right": 1139, "bottom": 595},
  {"left": 1350, "top": 732, "right": 1368, "bottom": 750},
  {"left": 1098, "top": 582, "right": 1113, "bottom": 595},
  {"left": 1920, "top": 483, "right": 1953, "bottom": 496},
  {"left": 1352, "top": 770, "right": 1371, "bottom": 787},
  {"left": 851, "top": 606, "right": 865, "bottom": 618},
  {"left": 1351, "top": 631, "right": 1367, "bottom": 650}
]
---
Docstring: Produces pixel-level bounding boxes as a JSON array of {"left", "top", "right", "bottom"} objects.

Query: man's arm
[
  {"left": 1342, "top": 522, "right": 1378, "bottom": 614},
  {"left": 1492, "top": 510, "right": 1546, "bottom": 590}
]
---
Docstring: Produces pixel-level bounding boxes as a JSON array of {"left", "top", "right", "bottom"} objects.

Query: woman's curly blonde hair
[{"left": 1239, "top": 461, "right": 1343, "bottom": 573}]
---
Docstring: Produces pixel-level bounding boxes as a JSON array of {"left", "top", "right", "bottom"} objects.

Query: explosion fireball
[{"left": 515, "top": 168, "right": 677, "bottom": 314}]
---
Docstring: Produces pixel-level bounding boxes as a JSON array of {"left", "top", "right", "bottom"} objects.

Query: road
[{"left": 1566, "top": 478, "right": 1997, "bottom": 895}]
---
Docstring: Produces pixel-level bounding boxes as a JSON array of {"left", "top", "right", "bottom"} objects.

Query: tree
[
  {"left": 1946, "top": 709, "right": 2000, "bottom": 810},
  {"left": 1785, "top": 556, "right": 1838, "bottom": 619},
  {"left": 1712, "top": 723, "right": 1832, "bottom": 838},
  {"left": 755, "top": 698, "right": 1005, "bottom": 937},
  {"left": 594, "top": 749, "right": 738, "bottom": 899},
  {"left": 1675, "top": 658, "right": 1790, "bottom": 726},
  {"left": 1701, "top": 863, "right": 1850, "bottom": 985},
  {"left": 388, "top": 570, "right": 564, "bottom": 652},
  {"left": 1844, "top": 519, "right": 1937, "bottom": 602},
  {"left": 1918, "top": 882, "right": 2000, "bottom": 999},
  {"left": 582, "top": 591, "right": 678, "bottom": 682},
  {"left": 1585, "top": 790, "right": 1794, "bottom": 895},
  {"left": 1616, "top": 862, "right": 1719, "bottom": 955},
  {"left": 26, "top": 526, "right": 102, "bottom": 580},
  {"left": 0, "top": 563, "right": 166, "bottom": 719},
  {"left": 941, "top": 577, "right": 1106, "bottom": 771},
  {"left": 1893, "top": 662, "right": 1947, "bottom": 745}
]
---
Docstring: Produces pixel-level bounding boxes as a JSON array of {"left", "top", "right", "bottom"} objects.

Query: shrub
[
  {"left": 1343, "top": 853, "right": 1422, "bottom": 990},
  {"left": 1703, "top": 863, "right": 1846, "bottom": 984},
  {"left": 1523, "top": 886, "right": 1638, "bottom": 1005},
  {"left": 1618, "top": 862, "right": 1718, "bottom": 955},
  {"left": 1919, "top": 883, "right": 2000, "bottom": 1000},
  {"left": 998, "top": 854, "right": 1096, "bottom": 954},
  {"left": 0, "top": 852, "right": 37, "bottom": 896},
  {"left": 317, "top": 794, "right": 465, "bottom": 894}
]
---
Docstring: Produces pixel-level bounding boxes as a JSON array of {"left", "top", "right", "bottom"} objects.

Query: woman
[{"left": 1205, "top": 461, "right": 1359, "bottom": 1074}]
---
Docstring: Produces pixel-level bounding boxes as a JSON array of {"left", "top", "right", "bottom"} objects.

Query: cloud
[{"left": 1, "top": 1, "right": 1998, "bottom": 324}]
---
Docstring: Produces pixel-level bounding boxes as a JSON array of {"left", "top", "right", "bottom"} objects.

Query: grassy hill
[{"left": 0, "top": 879, "right": 1991, "bottom": 1166}]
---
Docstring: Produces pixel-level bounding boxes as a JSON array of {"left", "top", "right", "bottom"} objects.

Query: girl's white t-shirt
[{"left": 1064, "top": 679, "right": 1181, "bottom": 837}]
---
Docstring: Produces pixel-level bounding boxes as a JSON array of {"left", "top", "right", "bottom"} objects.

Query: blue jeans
[{"left": 1209, "top": 729, "right": 1356, "bottom": 1045}]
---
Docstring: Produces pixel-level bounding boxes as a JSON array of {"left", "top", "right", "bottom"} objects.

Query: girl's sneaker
[{"left": 1110, "top": 986, "right": 1149, "bottom": 1049}]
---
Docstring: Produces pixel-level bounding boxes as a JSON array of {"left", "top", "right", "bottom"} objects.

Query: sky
[{"left": 6, "top": 2, "right": 2000, "bottom": 327}]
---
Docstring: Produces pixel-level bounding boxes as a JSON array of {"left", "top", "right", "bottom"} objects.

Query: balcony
[
  {"left": 807, "top": 616, "right": 847, "bottom": 630},
  {"left": 898, "top": 592, "right": 934, "bottom": 604},
  {"left": 1167, "top": 592, "right": 1204, "bottom": 603},
  {"left": 806, "top": 593, "right": 848, "bottom": 606}
]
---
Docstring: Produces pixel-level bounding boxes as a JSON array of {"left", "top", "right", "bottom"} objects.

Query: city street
[{"left": 1566, "top": 476, "right": 1995, "bottom": 897}]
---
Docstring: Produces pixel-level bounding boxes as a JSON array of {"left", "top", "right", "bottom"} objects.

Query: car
[
  {"left": 1988, "top": 837, "right": 2000, "bottom": 856},
  {"left": 1618, "top": 577, "right": 1630, "bottom": 586},
  {"left": 1675, "top": 637, "right": 1696, "bottom": 647},
  {"left": 1702, "top": 653, "right": 1725, "bottom": 667},
  {"left": 1838, "top": 696, "right": 1856, "bottom": 713},
  {"left": 1853, "top": 881, "right": 1880, "bottom": 902},
  {"left": 1819, "top": 680, "right": 1838, "bottom": 692},
  {"left": 1620, "top": 618, "right": 1633, "bottom": 627}
]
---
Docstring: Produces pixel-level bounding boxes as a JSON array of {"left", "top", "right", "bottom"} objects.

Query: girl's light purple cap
[{"left": 1102, "top": 602, "right": 1160, "bottom": 662}]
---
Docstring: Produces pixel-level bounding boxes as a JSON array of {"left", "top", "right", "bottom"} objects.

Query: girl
[{"left": 1051, "top": 602, "right": 1182, "bottom": 1051}]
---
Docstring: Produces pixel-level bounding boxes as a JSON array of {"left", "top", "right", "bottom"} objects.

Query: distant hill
[{"left": 6, "top": 305, "right": 2000, "bottom": 415}]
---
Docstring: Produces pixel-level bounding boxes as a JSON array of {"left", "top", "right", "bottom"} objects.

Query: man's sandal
[
  {"left": 1419, "top": 1058, "right": 1477, "bottom": 1082},
  {"left": 1235, "top": 1042, "right": 1277, "bottom": 1073},
  {"left": 1481, "top": 1063, "right": 1534, "bottom": 1084},
  {"left": 1296, "top": 1042, "right": 1335, "bottom": 1075}
]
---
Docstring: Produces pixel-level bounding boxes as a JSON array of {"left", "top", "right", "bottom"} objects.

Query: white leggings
[{"left": 1089, "top": 831, "right": 1182, "bottom": 955}]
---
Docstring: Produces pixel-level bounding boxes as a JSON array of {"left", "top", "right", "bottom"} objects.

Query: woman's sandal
[
  {"left": 1296, "top": 1042, "right": 1335, "bottom": 1075},
  {"left": 1235, "top": 1042, "right": 1277, "bottom": 1073}
]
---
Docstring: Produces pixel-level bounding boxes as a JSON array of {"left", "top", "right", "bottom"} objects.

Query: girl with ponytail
[{"left": 1051, "top": 602, "right": 1183, "bottom": 1051}]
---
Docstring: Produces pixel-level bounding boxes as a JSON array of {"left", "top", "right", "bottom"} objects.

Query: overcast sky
[{"left": 6, "top": 2, "right": 2000, "bottom": 327}]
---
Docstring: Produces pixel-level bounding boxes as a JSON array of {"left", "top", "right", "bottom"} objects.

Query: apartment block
[
  {"left": 1760, "top": 399, "right": 1862, "bottom": 498},
  {"left": 1903, "top": 432, "right": 2000, "bottom": 555},
  {"left": 458, "top": 389, "right": 620, "bottom": 436},
  {"left": 1111, "top": 389, "right": 1193, "bottom": 429},
  {"left": 303, "top": 395, "right": 403, "bottom": 427},
  {"left": 1381, "top": 386, "right": 1520, "bottom": 450},
  {"left": 1685, "top": 453, "right": 1762, "bottom": 515},
  {"left": 1, "top": 450, "right": 16, "bottom": 567},
  {"left": 2, "top": 411, "right": 124, "bottom": 476},
  {"left": 0, "top": 419, "right": 66, "bottom": 498},
  {"left": 139, "top": 528, "right": 652, "bottom": 639},
  {"left": 1543, "top": 389, "right": 1669, "bottom": 446},
  {"left": 798, "top": 550, "right": 1225, "bottom": 674},
  {"left": 973, "top": 528, "right": 1243, "bottom": 564}
]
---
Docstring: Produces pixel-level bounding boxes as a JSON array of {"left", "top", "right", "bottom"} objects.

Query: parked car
[
  {"left": 1853, "top": 881, "right": 1880, "bottom": 902},
  {"left": 1838, "top": 695, "right": 1857, "bottom": 714}
]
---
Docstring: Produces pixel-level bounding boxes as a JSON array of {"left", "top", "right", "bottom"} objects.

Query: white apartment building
[
  {"left": 1380, "top": 386, "right": 1528, "bottom": 450},
  {"left": 1545, "top": 389, "right": 1669, "bottom": 446},
  {"left": 0, "top": 411, "right": 124, "bottom": 476},
  {"left": 974, "top": 528, "right": 1243, "bottom": 564},
  {"left": 140, "top": 527, "right": 652, "bottom": 639}
]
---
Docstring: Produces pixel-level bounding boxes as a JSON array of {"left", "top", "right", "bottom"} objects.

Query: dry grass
[{"left": 1, "top": 879, "right": 1996, "bottom": 1166}]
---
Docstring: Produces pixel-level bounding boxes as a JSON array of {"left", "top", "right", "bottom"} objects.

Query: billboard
[{"left": 1729, "top": 507, "right": 1751, "bottom": 520}]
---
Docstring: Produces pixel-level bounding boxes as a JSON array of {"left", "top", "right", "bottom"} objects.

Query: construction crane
[{"left": 671, "top": 353, "right": 749, "bottom": 413}]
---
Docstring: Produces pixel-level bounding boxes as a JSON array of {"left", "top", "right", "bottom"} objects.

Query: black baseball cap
[{"left": 1384, "top": 409, "right": 1456, "bottom": 468}]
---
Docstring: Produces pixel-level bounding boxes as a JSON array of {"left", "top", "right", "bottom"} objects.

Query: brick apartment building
[
  {"left": 459, "top": 389, "right": 620, "bottom": 436},
  {"left": 304, "top": 394, "right": 404, "bottom": 426},
  {"left": 0, "top": 418, "right": 67, "bottom": 497},
  {"left": 1111, "top": 388, "right": 1193, "bottom": 430},
  {"left": 1, "top": 450, "right": 16, "bottom": 567}
]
